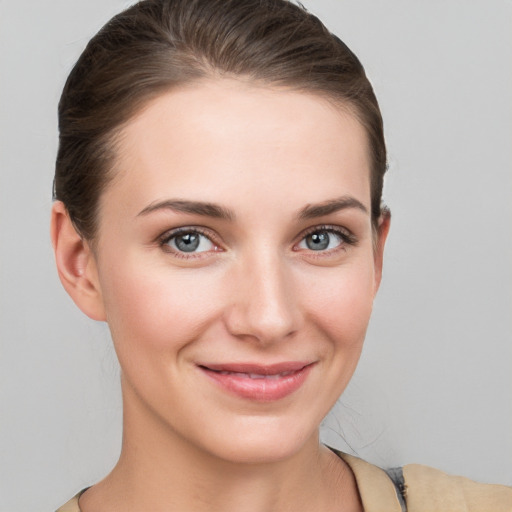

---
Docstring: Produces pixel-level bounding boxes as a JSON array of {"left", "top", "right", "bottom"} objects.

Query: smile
[
  {"left": 198, "top": 362, "right": 315, "bottom": 402},
  {"left": 215, "top": 370, "right": 296, "bottom": 379}
]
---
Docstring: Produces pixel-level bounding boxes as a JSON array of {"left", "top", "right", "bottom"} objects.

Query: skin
[{"left": 51, "top": 79, "right": 390, "bottom": 511}]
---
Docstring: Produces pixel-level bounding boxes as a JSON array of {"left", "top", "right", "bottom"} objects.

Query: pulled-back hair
[{"left": 54, "top": 0, "right": 387, "bottom": 240}]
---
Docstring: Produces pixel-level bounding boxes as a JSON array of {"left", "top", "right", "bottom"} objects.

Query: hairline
[{"left": 83, "top": 74, "right": 378, "bottom": 249}]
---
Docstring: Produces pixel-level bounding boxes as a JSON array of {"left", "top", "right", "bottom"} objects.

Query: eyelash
[
  {"left": 294, "top": 225, "right": 358, "bottom": 256},
  {"left": 157, "top": 224, "right": 357, "bottom": 258},
  {"left": 158, "top": 226, "right": 221, "bottom": 259}
]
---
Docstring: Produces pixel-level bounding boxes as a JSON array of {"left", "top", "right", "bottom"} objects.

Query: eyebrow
[
  {"left": 136, "top": 195, "right": 367, "bottom": 221},
  {"left": 298, "top": 196, "right": 368, "bottom": 219},
  {"left": 137, "top": 199, "right": 235, "bottom": 220}
]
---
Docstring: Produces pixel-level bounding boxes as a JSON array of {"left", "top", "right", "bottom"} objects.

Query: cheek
[
  {"left": 299, "top": 259, "right": 376, "bottom": 349},
  {"left": 99, "top": 261, "right": 223, "bottom": 356}
]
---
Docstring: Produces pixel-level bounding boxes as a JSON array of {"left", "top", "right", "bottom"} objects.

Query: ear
[
  {"left": 50, "top": 201, "right": 106, "bottom": 321},
  {"left": 373, "top": 209, "right": 391, "bottom": 295}
]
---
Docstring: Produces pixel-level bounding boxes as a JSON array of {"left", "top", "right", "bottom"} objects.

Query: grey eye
[
  {"left": 175, "top": 233, "right": 200, "bottom": 252},
  {"left": 166, "top": 232, "right": 215, "bottom": 253},
  {"left": 299, "top": 230, "right": 344, "bottom": 251},
  {"left": 305, "top": 231, "right": 330, "bottom": 251}
]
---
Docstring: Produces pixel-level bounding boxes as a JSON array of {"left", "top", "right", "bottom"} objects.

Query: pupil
[
  {"left": 306, "top": 231, "right": 329, "bottom": 251},
  {"left": 176, "top": 233, "right": 200, "bottom": 252}
]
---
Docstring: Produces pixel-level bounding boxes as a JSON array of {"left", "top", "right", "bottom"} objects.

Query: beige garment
[
  {"left": 402, "top": 463, "right": 512, "bottom": 512},
  {"left": 56, "top": 453, "right": 512, "bottom": 511},
  {"left": 55, "top": 490, "right": 84, "bottom": 512}
]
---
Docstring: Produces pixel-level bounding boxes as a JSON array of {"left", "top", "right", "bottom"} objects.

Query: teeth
[{"left": 216, "top": 370, "right": 295, "bottom": 379}]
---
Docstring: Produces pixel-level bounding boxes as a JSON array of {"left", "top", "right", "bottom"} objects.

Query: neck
[{"left": 79, "top": 378, "right": 360, "bottom": 512}]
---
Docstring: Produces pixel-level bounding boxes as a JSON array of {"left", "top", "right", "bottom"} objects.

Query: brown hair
[{"left": 54, "top": 0, "right": 387, "bottom": 240}]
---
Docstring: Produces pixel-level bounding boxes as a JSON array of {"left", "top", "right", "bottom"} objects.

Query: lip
[{"left": 198, "top": 361, "right": 315, "bottom": 402}]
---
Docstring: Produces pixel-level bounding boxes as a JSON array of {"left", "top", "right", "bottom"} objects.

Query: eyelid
[
  {"left": 157, "top": 226, "right": 224, "bottom": 255},
  {"left": 155, "top": 224, "right": 357, "bottom": 258},
  {"left": 293, "top": 224, "right": 358, "bottom": 252}
]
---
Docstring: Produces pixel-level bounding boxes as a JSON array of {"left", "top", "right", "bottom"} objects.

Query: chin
[{"left": 196, "top": 415, "right": 318, "bottom": 465}]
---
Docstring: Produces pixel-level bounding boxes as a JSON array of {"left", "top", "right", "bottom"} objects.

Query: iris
[{"left": 305, "top": 231, "right": 331, "bottom": 251}]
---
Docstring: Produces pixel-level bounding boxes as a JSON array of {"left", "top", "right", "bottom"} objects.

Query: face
[{"left": 88, "top": 80, "right": 387, "bottom": 463}]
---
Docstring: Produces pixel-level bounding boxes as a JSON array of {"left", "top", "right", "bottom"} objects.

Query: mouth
[{"left": 198, "top": 361, "right": 315, "bottom": 402}]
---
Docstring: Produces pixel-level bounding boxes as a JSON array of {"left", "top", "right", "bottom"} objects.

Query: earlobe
[
  {"left": 50, "top": 201, "right": 106, "bottom": 321},
  {"left": 373, "top": 209, "right": 391, "bottom": 295}
]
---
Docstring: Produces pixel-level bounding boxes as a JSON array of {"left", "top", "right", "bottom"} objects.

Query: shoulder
[
  {"left": 403, "top": 464, "right": 512, "bottom": 512},
  {"left": 338, "top": 452, "right": 405, "bottom": 512},
  {"left": 337, "top": 450, "right": 512, "bottom": 512},
  {"left": 55, "top": 489, "right": 86, "bottom": 512}
]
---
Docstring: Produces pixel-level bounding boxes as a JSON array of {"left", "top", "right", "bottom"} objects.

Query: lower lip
[{"left": 199, "top": 364, "right": 314, "bottom": 402}]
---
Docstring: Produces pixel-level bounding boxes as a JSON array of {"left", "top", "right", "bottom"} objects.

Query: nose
[{"left": 223, "top": 251, "right": 302, "bottom": 345}]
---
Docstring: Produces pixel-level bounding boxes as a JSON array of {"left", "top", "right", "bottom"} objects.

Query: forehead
[{"left": 106, "top": 79, "right": 371, "bottom": 216}]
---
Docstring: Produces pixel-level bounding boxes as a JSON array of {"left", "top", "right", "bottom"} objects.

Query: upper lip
[{"left": 198, "top": 361, "right": 313, "bottom": 375}]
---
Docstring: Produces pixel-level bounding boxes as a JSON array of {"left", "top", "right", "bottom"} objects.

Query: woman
[{"left": 51, "top": 0, "right": 511, "bottom": 510}]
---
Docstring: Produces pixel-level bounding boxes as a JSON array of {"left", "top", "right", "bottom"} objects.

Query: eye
[
  {"left": 161, "top": 229, "right": 217, "bottom": 254},
  {"left": 296, "top": 227, "right": 354, "bottom": 252}
]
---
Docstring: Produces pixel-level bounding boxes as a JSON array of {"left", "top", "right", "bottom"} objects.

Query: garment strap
[{"left": 384, "top": 467, "right": 407, "bottom": 512}]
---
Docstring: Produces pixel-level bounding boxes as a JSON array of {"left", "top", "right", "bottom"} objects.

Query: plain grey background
[{"left": 1, "top": 1, "right": 511, "bottom": 510}]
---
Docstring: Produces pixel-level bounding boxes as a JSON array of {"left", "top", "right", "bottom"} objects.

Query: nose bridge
[{"left": 226, "top": 247, "right": 300, "bottom": 343}]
